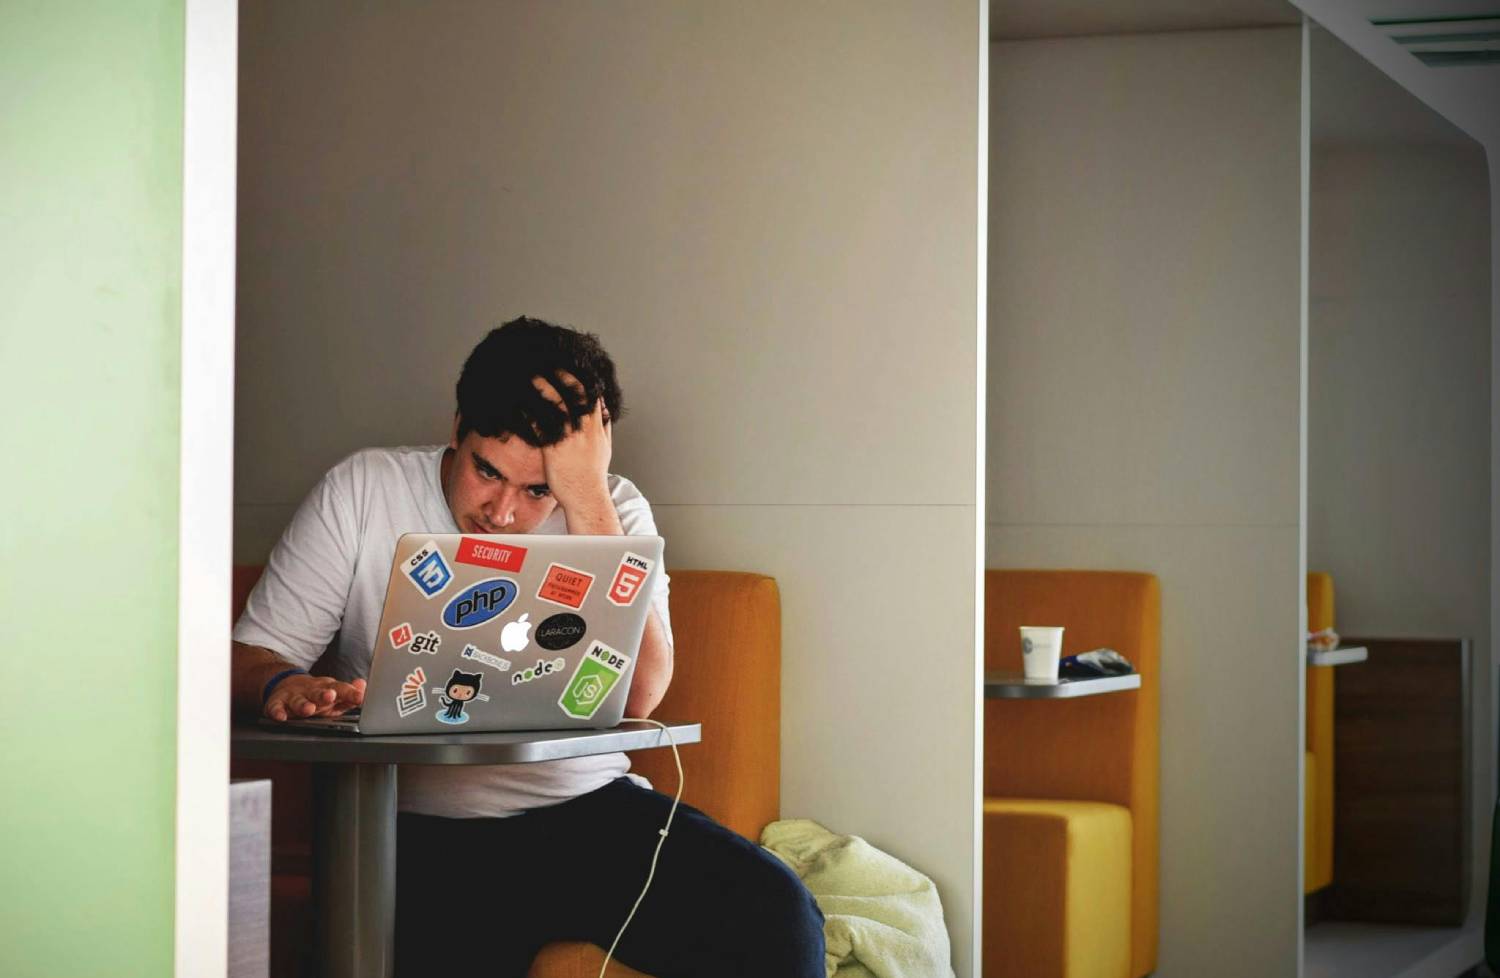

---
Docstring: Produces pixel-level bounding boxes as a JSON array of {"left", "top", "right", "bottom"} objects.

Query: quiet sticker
[
  {"left": 455, "top": 537, "right": 527, "bottom": 573},
  {"left": 536, "top": 563, "right": 595, "bottom": 610},
  {"left": 607, "top": 552, "right": 654, "bottom": 607},
  {"left": 558, "top": 640, "right": 630, "bottom": 720}
]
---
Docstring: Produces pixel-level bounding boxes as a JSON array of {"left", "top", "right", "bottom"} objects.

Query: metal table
[
  {"left": 1307, "top": 645, "right": 1369, "bottom": 667},
  {"left": 231, "top": 720, "right": 701, "bottom": 978},
  {"left": 984, "top": 670, "right": 1141, "bottom": 699}
]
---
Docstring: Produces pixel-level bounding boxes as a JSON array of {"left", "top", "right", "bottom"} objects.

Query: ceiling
[{"left": 989, "top": 0, "right": 1303, "bottom": 41}]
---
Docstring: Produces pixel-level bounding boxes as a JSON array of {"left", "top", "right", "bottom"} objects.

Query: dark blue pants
[{"left": 395, "top": 778, "right": 826, "bottom": 977}]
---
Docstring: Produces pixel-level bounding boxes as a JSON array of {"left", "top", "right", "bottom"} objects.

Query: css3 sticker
[
  {"left": 403, "top": 541, "right": 452, "bottom": 598},
  {"left": 558, "top": 641, "right": 630, "bottom": 719},
  {"left": 442, "top": 578, "right": 519, "bottom": 629},
  {"left": 608, "top": 552, "right": 654, "bottom": 607}
]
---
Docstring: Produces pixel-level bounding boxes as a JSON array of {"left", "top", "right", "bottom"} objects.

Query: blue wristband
[{"left": 262, "top": 667, "right": 309, "bottom": 706}]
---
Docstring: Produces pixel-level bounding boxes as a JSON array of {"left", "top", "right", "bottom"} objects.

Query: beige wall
[
  {"left": 987, "top": 27, "right": 1305, "bottom": 977},
  {"left": 236, "top": 1, "right": 983, "bottom": 971},
  {"left": 1308, "top": 140, "right": 1493, "bottom": 928}
]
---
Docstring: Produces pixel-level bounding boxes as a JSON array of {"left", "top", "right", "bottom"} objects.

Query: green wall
[{"left": 0, "top": 2, "right": 185, "bottom": 975}]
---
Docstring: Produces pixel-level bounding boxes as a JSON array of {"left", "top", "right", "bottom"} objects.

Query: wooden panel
[
  {"left": 229, "top": 779, "right": 272, "bottom": 978},
  {"left": 1329, "top": 638, "right": 1469, "bottom": 925}
]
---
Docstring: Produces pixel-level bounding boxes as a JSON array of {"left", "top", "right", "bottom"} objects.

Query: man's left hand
[{"left": 533, "top": 371, "right": 613, "bottom": 514}]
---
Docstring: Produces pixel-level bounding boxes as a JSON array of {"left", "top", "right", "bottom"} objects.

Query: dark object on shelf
[{"left": 1058, "top": 648, "right": 1135, "bottom": 679}]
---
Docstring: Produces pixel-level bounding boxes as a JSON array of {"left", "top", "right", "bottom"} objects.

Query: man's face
[{"left": 444, "top": 424, "right": 559, "bottom": 534}]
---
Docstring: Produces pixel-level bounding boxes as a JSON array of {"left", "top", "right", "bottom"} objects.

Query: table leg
[{"left": 312, "top": 763, "right": 397, "bottom": 978}]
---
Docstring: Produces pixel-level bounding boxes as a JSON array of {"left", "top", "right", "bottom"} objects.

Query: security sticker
[
  {"left": 607, "top": 552, "right": 654, "bottom": 607},
  {"left": 511, "top": 657, "right": 567, "bottom": 686},
  {"left": 537, "top": 563, "right": 595, "bottom": 610},
  {"left": 558, "top": 640, "right": 631, "bottom": 719},
  {"left": 403, "top": 540, "right": 453, "bottom": 598},
  {"left": 397, "top": 666, "right": 428, "bottom": 718},
  {"left": 455, "top": 537, "right": 528, "bottom": 572},
  {"left": 460, "top": 643, "right": 511, "bottom": 673},
  {"left": 535, "top": 613, "right": 587, "bottom": 651},
  {"left": 389, "top": 622, "right": 414, "bottom": 650},
  {"left": 408, "top": 630, "right": 441, "bottom": 656},
  {"left": 433, "top": 668, "right": 490, "bottom": 725}
]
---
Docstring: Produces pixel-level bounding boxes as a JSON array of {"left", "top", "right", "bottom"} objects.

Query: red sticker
[
  {"left": 608, "top": 552, "right": 654, "bottom": 607},
  {"left": 389, "top": 622, "right": 414, "bottom": 649},
  {"left": 455, "top": 538, "right": 528, "bottom": 572},
  {"left": 536, "top": 563, "right": 595, "bottom": 609}
]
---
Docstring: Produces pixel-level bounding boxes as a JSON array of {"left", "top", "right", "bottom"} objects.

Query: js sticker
[
  {"left": 558, "top": 641, "right": 631, "bottom": 719},
  {"left": 607, "top": 552, "right": 654, "bottom": 607},
  {"left": 403, "top": 541, "right": 452, "bottom": 598}
]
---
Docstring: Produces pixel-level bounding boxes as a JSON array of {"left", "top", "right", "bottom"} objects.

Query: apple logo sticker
[{"left": 500, "top": 613, "right": 533, "bottom": 653}]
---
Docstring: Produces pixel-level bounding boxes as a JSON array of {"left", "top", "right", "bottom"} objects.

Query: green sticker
[{"left": 558, "top": 641, "right": 630, "bottom": 719}]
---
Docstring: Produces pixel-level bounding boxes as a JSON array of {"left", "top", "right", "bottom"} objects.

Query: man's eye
[
  {"left": 479, "top": 467, "right": 499, "bottom": 481},
  {"left": 526, "top": 487, "right": 551, "bottom": 499}
]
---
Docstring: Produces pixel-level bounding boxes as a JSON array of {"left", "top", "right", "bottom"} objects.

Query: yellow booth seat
[
  {"left": 1304, "top": 571, "right": 1336, "bottom": 894},
  {"left": 984, "top": 570, "right": 1160, "bottom": 978}
]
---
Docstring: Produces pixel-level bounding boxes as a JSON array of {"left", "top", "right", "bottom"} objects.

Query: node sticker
[
  {"left": 460, "top": 643, "right": 511, "bottom": 673},
  {"left": 607, "top": 551, "right": 654, "bottom": 607},
  {"left": 455, "top": 537, "right": 527, "bottom": 573},
  {"left": 511, "top": 657, "right": 567, "bottom": 686},
  {"left": 558, "top": 640, "right": 631, "bottom": 719},
  {"left": 535, "top": 613, "right": 586, "bottom": 651},
  {"left": 408, "top": 630, "right": 441, "bottom": 656},
  {"left": 397, "top": 666, "right": 427, "bottom": 718},
  {"left": 403, "top": 540, "right": 452, "bottom": 598},
  {"left": 442, "top": 577, "right": 519, "bottom": 629},
  {"left": 537, "top": 563, "right": 594, "bottom": 610},
  {"left": 389, "top": 622, "right": 414, "bottom": 650}
]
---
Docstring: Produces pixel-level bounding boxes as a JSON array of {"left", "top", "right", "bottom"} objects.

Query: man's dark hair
[{"left": 455, "top": 316, "right": 624, "bottom": 447}]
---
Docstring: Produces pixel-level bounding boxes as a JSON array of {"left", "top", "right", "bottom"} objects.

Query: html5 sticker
[
  {"left": 607, "top": 552, "right": 655, "bottom": 607},
  {"left": 455, "top": 537, "right": 527, "bottom": 573},
  {"left": 389, "top": 622, "right": 415, "bottom": 650},
  {"left": 536, "top": 563, "right": 595, "bottom": 610}
]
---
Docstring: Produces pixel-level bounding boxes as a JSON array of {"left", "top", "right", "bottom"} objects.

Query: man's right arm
[{"left": 232, "top": 640, "right": 365, "bottom": 721}]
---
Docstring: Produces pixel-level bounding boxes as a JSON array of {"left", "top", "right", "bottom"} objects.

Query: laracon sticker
[
  {"left": 461, "top": 643, "right": 511, "bottom": 673},
  {"left": 408, "top": 630, "right": 441, "bottom": 656},
  {"left": 442, "top": 577, "right": 519, "bottom": 629},
  {"left": 536, "top": 563, "right": 595, "bottom": 610},
  {"left": 397, "top": 666, "right": 427, "bottom": 718},
  {"left": 511, "top": 657, "right": 566, "bottom": 686},
  {"left": 433, "top": 668, "right": 490, "bottom": 725},
  {"left": 558, "top": 640, "right": 631, "bottom": 719},
  {"left": 455, "top": 537, "right": 528, "bottom": 573},
  {"left": 389, "top": 622, "right": 414, "bottom": 650},
  {"left": 607, "top": 552, "right": 655, "bottom": 607},
  {"left": 403, "top": 541, "right": 453, "bottom": 598},
  {"left": 535, "top": 613, "right": 587, "bottom": 651}
]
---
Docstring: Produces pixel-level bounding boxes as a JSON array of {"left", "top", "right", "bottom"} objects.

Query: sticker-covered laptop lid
[{"left": 358, "top": 533, "right": 664, "bottom": 735}]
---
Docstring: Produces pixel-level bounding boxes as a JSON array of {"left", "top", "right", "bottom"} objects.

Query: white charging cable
[{"left": 597, "top": 718, "right": 683, "bottom": 978}]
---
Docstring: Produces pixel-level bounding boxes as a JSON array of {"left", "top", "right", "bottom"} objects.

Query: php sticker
[
  {"left": 397, "top": 666, "right": 428, "bottom": 718},
  {"left": 389, "top": 622, "right": 414, "bottom": 650},
  {"left": 536, "top": 563, "right": 594, "bottom": 610},
  {"left": 455, "top": 537, "right": 527, "bottom": 573},
  {"left": 403, "top": 540, "right": 453, "bottom": 598},
  {"left": 607, "top": 552, "right": 654, "bottom": 607},
  {"left": 511, "top": 657, "right": 566, "bottom": 686},
  {"left": 442, "top": 577, "right": 519, "bottom": 629},
  {"left": 558, "top": 640, "right": 631, "bottom": 719},
  {"left": 408, "top": 630, "right": 441, "bottom": 656},
  {"left": 460, "top": 643, "right": 511, "bottom": 673},
  {"left": 535, "top": 613, "right": 586, "bottom": 651}
]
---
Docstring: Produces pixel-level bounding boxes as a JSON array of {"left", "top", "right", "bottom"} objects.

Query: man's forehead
[{"left": 467, "top": 433, "right": 547, "bottom": 482}]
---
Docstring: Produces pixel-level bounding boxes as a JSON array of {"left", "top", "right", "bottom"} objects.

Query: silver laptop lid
[{"left": 357, "top": 533, "right": 664, "bottom": 735}]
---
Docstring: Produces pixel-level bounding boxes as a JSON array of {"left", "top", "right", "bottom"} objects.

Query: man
[{"left": 231, "top": 317, "right": 825, "bottom": 977}]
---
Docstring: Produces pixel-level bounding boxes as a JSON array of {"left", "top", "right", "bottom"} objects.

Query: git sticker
[
  {"left": 397, "top": 666, "right": 428, "bottom": 718},
  {"left": 455, "top": 537, "right": 527, "bottom": 572},
  {"left": 389, "top": 622, "right": 414, "bottom": 650},
  {"left": 403, "top": 540, "right": 452, "bottom": 598},
  {"left": 408, "top": 630, "right": 441, "bottom": 656},
  {"left": 537, "top": 563, "right": 595, "bottom": 610},
  {"left": 607, "top": 552, "right": 654, "bottom": 607},
  {"left": 558, "top": 640, "right": 630, "bottom": 719}
]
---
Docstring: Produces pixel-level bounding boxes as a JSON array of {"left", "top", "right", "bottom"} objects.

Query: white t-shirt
[{"left": 232, "top": 445, "right": 673, "bottom": 818}]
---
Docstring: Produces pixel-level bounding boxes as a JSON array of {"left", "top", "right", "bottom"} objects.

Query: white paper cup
[{"left": 1020, "top": 626, "right": 1065, "bottom": 681}]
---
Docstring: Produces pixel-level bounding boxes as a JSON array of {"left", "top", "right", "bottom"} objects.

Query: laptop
[{"left": 272, "top": 532, "right": 664, "bottom": 735}]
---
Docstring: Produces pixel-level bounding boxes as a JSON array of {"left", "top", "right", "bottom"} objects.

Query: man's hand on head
[
  {"left": 532, "top": 370, "right": 616, "bottom": 521},
  {"left": 264, "top": 674, "right": 367, "bottom": 722}
]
